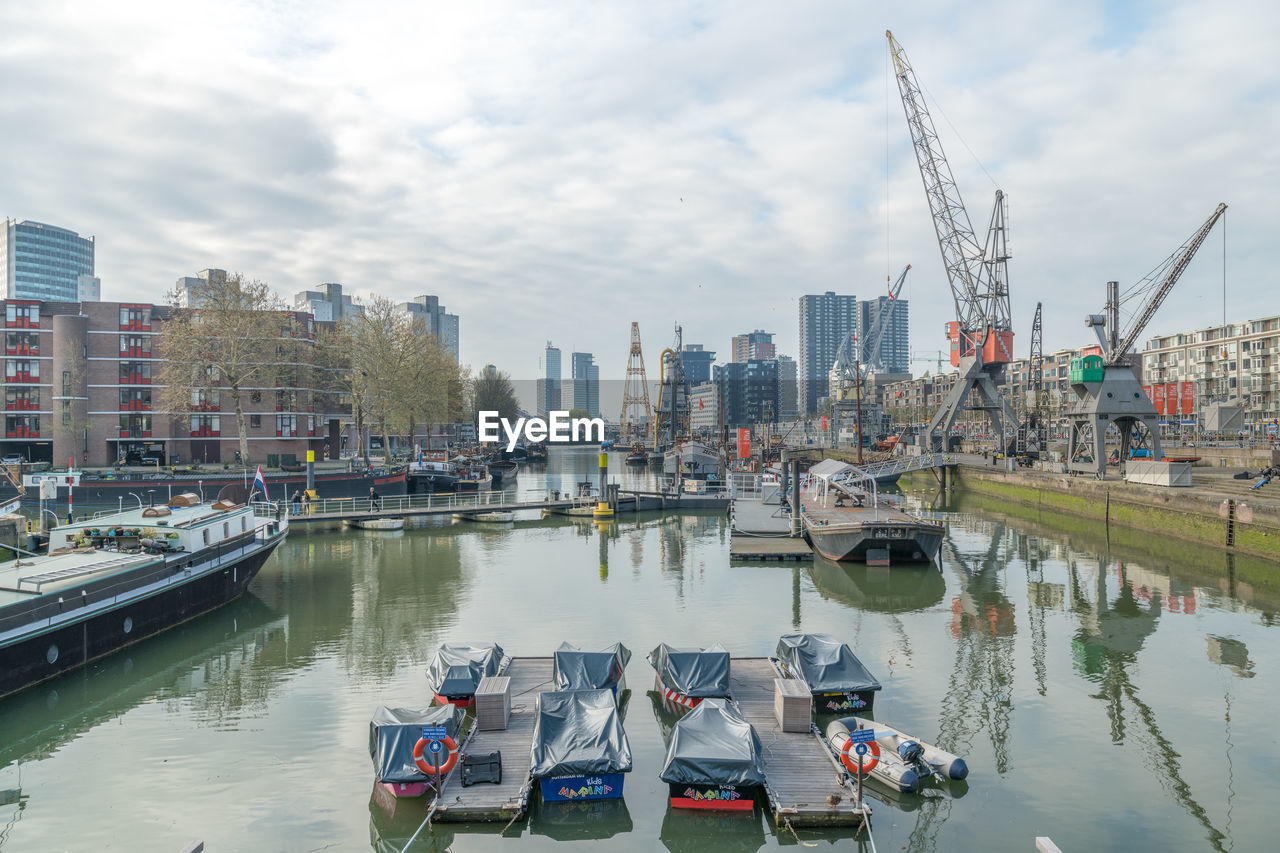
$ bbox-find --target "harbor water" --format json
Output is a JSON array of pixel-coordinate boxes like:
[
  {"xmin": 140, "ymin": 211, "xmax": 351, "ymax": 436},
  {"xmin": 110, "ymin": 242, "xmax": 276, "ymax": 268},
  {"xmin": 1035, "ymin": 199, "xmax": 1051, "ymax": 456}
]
[{"xmin": 0, "ymin": 448, "xmax": 1275, "ymax": 851}]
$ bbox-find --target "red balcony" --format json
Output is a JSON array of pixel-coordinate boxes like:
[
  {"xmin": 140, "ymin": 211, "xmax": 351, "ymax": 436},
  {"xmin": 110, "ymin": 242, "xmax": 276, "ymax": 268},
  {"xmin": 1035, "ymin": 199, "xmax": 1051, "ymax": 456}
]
[
  {"xmin": 120, "ymin": 401, "xmax": 151, "ymax": 411},
  {"xmin": 5, "ymin": 317, "xmax": 36, "ymax": 329},
  {"xmin": 276, "ymin": 430, "xmax": 297, "ymax": 437},
  {"xmin": 119, "ymin": 321, "xmax": 152, "ymax": 332},
  {"xmin": 190, "ymin": 427, "xmax": 221, "ymax": 437},
  {"xmin": 120, "ymin": 346, "xmax": 151, "ymax": 359},
  {"xmin": 4, "ymin": 345, "xmax": 37, "ymax": 357},
  {"xmin": 6, "ymin": 427, "xmax": 38, "ymax": 438},
  {"xmin": 120, "ymin": 373, "xmax": 152, "ymax": 385},
  {"xmin": 191, "ymin": 402, "xmax": 220, "ymax": 412},
  {"xmin": 5, "ymin": 399, "xmax": 38, "ymax": 411},
  {"xmin": 6, "ymin": 372, "xmax": 36, "ymax": 383}
]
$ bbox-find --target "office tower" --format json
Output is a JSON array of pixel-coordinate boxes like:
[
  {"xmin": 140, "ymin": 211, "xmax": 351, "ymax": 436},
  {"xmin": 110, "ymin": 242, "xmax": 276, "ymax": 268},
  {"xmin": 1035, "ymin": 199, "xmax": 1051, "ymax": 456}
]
[
  {"xmin": 1, "ymin": 219, "xmax": 95, "ymax": 302},
  {"xmin": 570, "ymin": 352, "xmax": 600, "ymax": 417},
  {"xmin": 731, "ymin": 330, "xmax": 776, "ymax": 362},
  {"xmin": 681, "ymin": 344, "xmax": 716, "ymax": 386},
  {"xmin": 798, "ymin": 291, "xmax": 858, "ymax": 414},
  {"xmin": 292, "ymin": 282, "xmax": 362, "ymax": 322},
  {"xmin": 397, "ymin": 294, "xmax": 461, "ymax": 360},
  {"xmin": 537, "ymin": 342, "xmax": 562, "ymax": 416},
  {"xmin": 776, "ymin": 354, "xmax": 798, "ymax": 420}
]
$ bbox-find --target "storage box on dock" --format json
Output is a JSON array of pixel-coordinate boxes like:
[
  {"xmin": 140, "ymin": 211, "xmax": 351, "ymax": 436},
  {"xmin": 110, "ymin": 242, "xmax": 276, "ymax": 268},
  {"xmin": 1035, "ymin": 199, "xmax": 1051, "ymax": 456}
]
[
  {"xmin": 773, "ymin": 678, "xmax": 811, "ymax": 732},
  {"xmin": 475, "ymin": 676, "xmax": 511, "ymax": 731}
]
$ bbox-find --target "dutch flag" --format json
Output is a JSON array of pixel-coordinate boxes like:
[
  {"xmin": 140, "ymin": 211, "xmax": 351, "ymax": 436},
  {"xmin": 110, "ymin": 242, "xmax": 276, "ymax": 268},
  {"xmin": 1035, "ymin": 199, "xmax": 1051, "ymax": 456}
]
[{"xmin": 253, "ymin": 465, "xmax": 269, "ymax": 502}]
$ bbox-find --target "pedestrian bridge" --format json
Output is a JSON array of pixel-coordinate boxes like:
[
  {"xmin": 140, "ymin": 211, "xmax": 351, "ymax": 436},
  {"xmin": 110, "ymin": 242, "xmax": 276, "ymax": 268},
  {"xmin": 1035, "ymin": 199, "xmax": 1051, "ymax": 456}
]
[{"xmin": 252, "ymin": 491, "xmax": 584, "ymax": 524}]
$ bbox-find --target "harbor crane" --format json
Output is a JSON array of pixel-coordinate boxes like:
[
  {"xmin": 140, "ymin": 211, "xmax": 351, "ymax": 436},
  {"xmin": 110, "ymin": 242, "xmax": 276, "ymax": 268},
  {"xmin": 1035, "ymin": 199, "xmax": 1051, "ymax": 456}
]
[
  {"xmin": 860, "ymin": 264, "xmax": 911, "ymax": 376},
  {"xmin": 887, "ymin": 31, "xmax": 1019, "ymax": 452},
  {"xmin": 1065, "ymin": 203, "xmax": 1227, "ymax": 478}
]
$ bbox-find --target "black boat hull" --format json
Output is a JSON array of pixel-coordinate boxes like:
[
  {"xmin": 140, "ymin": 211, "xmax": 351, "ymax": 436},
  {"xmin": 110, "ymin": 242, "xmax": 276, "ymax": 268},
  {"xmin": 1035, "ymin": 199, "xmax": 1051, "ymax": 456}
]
[
  {"xmin": 48, "ymin": 470, "xmax": 407, "ymax": 512},
  {"xmin": 0, "ymin": 533, "xmax": 283, "ymax": 701}
]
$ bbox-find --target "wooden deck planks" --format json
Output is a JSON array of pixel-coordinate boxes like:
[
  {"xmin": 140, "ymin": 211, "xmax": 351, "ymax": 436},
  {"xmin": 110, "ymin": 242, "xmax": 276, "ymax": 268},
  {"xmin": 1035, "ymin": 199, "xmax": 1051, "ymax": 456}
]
[
  {"xmin": 730, "ymin": 657, "xmax": 868, "ymax": 828},
  {"xmin": 728, "ymin": 536, "xmax": 813, "ymax": 561},
  {"xmin": 432, "ymin": 657, "xmax": 555, "ymax": 823}
]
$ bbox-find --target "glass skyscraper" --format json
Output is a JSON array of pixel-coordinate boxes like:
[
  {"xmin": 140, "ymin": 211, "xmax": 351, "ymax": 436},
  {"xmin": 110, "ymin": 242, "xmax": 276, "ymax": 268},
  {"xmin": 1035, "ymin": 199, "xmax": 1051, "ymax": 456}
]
[{"xmin": 1, "ymin": 219, "xmax": 96, "ymax": 302}]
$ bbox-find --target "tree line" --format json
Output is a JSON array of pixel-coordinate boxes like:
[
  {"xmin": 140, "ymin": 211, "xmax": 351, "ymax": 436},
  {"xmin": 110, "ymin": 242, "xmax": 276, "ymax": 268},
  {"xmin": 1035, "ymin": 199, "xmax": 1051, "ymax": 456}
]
[{"xmin": 156, "ymin": 273, "xmax": 521, "ymax": 465}]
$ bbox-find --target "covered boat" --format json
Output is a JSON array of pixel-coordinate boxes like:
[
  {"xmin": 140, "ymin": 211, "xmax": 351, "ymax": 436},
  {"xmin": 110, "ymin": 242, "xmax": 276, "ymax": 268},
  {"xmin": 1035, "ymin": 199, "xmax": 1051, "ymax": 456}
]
[
  {"xmin": 425, "ymin": 642, "xmax": 506, "ymax": 707},
  {"xmin": 530, "ymin": 688, "xmax": 633, "ymax": 802},
  {"xmin": 369, "ymin": 704, "xmax": 465, "ymax": 798},
  {"xmin": 647, "ymin": 643, "xmax": 730, "ymax": 710},
  {"xmin": 553, "ymin": 642, "xmax": 631, "ymax": 700},
  {"xmin": 660, "ymin": 699, "xmax": 765, "ymax": 811},
  {"xmin": 775, "ymin": 633, "xmax": 881, "ymax": 713}
]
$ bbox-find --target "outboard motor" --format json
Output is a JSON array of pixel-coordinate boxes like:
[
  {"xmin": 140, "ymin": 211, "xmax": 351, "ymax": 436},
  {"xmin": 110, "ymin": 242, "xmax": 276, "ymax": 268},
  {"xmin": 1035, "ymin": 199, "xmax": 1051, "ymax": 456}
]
[{"xmin": 898, "ymin": 739, "xmax": 924, "ymax": 764}]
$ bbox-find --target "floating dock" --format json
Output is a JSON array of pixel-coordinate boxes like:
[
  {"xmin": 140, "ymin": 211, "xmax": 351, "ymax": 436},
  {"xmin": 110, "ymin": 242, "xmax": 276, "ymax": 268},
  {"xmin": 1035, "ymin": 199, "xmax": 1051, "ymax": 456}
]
[
  {"xmin": 729, "ymin": 657, "xmax": 869, "ymax": 828},
  {"xmin": 728, "ymin": 535, "xmax": 813, "ymax": 561},
  {"xmin": 432, "ymin": 657, "xmax": 554, "ymax": 823}
]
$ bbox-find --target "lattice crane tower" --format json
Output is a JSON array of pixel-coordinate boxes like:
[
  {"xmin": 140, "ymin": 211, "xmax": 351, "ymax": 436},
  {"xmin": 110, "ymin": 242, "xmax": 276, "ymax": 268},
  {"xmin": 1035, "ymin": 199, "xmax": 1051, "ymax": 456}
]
[{"xmin": 620, "ymin": 322, "xmax": 652, "ymax": 445}]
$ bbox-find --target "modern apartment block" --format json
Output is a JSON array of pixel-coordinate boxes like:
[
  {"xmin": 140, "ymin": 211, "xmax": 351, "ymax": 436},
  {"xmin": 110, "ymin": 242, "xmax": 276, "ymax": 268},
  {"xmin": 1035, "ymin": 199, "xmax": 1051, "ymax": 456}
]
[
  {"xmin": 536, "ymin": 342, "xmax": 561, "ymax": 416},
  {"xmin": 731, "ymin": 330, "xmax": 775, "ymax": 362},
  {"xmin": 681, "ymin": 344, "xmax": 716, "ymax": 386},
  {"xmin": 1141, "ymin": 314, "xmax": 1280, "ymax": 432},
  {"xmin": 2, "ymin": 297, "xmax": 346, "ymax": 466},
  {"xmin": 292, "ymin": 282, "xmax": 362, "ymax": 322},
  {"xmin": 570, "ymin": 351, "xmax": 600, "ymax": 417},
  {"xmin": 776, "ymin": 355, "xmax": 798, "ymax": 420},
  {"xmin": 714, "ymin": 359, "xmax": 779, "ymax": 429},
  {"xmin": 859, "ymin": 295, "xmax": 910, "ymax": 373},
  {"xmin": 397, "ymin": 294, "xmax": 460, "ymax": 360},
  {"xmin": 798, "ymin": 291, "xmax": 858, "ymax": 414},
  {"xmin": 1, "ymin": 219, "xmax": 95, "ymax": 302}
]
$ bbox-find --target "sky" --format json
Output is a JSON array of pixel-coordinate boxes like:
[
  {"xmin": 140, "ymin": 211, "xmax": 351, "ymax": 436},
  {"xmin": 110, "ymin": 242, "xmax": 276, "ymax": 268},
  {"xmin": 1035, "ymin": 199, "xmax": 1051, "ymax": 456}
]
[{"xmin": 3, "ymin": 0, "xmax": 1279, "ymax": 411}]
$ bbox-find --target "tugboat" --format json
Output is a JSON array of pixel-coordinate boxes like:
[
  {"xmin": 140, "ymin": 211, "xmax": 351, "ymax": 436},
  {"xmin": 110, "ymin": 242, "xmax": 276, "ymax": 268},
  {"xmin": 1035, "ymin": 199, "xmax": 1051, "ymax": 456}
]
[
  {"xmin": 625, "ymin": 443, "xmax": 648, "ymax": 465},
  {"xmin": 0, "ymin": 490, "xmax": 287, "ymax": 700},
  {"xmin": 407, "ymin": 450, "xmax": 460, "ymax": 493}
]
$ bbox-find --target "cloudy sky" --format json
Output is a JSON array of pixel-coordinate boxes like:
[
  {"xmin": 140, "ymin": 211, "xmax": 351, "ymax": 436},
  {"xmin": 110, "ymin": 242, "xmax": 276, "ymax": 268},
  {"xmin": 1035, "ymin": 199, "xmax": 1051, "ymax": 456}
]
[{"xmin": 4, "ymin": 0, "xmax": 1278, "ymax": 399}]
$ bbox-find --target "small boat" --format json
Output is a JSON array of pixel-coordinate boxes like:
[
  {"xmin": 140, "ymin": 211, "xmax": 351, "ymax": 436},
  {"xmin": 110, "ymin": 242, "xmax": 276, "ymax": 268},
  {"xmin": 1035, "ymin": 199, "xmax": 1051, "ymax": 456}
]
[
  {"xmin": 661, "ymin": 698, "xmax": 765, "ymax": 811},
  {"xmin": 826, "ymin": 715, "xmax": 968, "ymax": 793},
  {"xmin": 553, "ymin": 642, "xmax": 631, "ymax": 703},
  {"xmin": 648, "ymin": 643, "xmax": 730, "ymax": 711},
  {"xmin": 625, "ymin": 443, "xmax": 648, "ymax": 465},
  {"xmin": 488, "ymin": 459, "xmax": 518, "ymax": 482},
  {"xmin": 801, "ymin": 459, "xmax": 943, "ymax": 564},
  {"xmin": 425, "ymin": 642, "xmax": 507, "ymax": 707},
  {"xmin": 369, "ymin": 704, "xmax": 464, "ymax": 799},
  {"xmin": 775, "ymin": 633, "xmax": 881, "ymax": 713},
  {"xmin": 531, "ymin": 688, "xmax": 633, "ymax": 802},
  {"xmin": 345, "ymin": 517, "xmax": 405, "ymax": 531},
  {"xmin": 408, "ymin": 451, "xmax": 460, "ymax": 493},
  {"xmin": 452, "ymin": 511, "xmax": 514, "ymax": 523},
  {"xmin": 455, "ymin": 462, "xmax": 493, "ymax": 492}
]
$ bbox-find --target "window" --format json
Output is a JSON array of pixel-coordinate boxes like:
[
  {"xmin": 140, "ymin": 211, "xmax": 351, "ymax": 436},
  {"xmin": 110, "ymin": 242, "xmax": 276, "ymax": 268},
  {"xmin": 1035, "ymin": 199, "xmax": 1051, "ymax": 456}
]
[
  {"xmin": 120, "ymin": 389, "xmax": 152, "ymax": 410},
  {"xmin": 276, "ymin": 414, "xmax": 297, "ymax": 437},
  {"xmin": 62, "ymin": 371, "xmax": 71, "ymax": 396},
  {"xmin": 62, "ymin": 401, "xmax": 71, "ymax": 425},
  {"xmin": 4, "ymin": 303, "xmax": 39, "ymax": 327},
  {"xmin": 119, "ymin": 361, "xmax": 151, "ymax": 384},
  {"xmin": 118, "ymin": 305, "xmax": 151, "ymax": 331},
  {"xmin": 249, "ymin": 414, "xmax": 261, "ymax": 428},
  {"xmin": 203, "ymin": 529, "xmax": 210, "ymax": 545}
]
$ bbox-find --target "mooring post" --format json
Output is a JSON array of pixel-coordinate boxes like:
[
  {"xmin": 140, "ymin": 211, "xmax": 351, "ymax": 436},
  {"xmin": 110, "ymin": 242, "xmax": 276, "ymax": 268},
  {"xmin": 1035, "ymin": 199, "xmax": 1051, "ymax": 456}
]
[{"xmin": 789, "ymin": 458, "xmax": 801, "ymax": 537}]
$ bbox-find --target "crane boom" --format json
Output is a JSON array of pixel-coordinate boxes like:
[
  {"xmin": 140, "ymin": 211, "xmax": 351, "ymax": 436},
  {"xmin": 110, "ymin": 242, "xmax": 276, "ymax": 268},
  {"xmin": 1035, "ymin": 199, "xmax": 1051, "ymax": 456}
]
[
  {"xmin": 887, "ymin": 30, "xmax": 1006, "ymax": 338},
  {"xmin": 1109, "ymin": 203, "xmax": 1228, "ymax": 364},
  {"xmin": 861, "ymin": 264, "xmax": 911, "ymax": 371}
]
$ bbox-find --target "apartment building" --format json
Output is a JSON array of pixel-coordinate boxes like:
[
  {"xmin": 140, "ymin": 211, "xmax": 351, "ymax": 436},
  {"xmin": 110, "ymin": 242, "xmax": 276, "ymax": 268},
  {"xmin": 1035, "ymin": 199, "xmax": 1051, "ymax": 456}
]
[{"xmin": 2, "ymin": 298, "xmax": 346, "ymax": 466}]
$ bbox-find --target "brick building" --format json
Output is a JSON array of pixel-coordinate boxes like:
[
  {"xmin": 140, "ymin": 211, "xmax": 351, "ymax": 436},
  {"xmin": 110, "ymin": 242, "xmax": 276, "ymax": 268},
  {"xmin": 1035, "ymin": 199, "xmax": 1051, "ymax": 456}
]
[{"xmin": 2, "ymin": 298, "xmax": 347, "ymax": 466}]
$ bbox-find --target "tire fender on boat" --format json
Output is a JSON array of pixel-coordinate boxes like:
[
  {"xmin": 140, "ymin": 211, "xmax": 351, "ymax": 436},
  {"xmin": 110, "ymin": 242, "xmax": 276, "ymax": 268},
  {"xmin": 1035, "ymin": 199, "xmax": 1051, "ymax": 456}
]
[
  {"xmin": 413, "ymin": 734, "xmax": 459, "ymax": 776},
  {"xmin": 839, "ymin": 737, "xmax": 880, "ymax": 775}
]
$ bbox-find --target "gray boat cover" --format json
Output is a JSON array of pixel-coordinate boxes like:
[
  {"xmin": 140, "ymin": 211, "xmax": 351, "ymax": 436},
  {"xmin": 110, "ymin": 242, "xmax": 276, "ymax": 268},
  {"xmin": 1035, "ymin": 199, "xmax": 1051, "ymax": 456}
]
[
  {"xmin": 775, "ymin": 633, "xmax": 881, "ymax": 694},
  {"xmin": 659, "ymin": 699, "xmax": 766, "ymax": 786},
  {"xmin": 425, "ymin": 642, "xmax": 504, "ymax": 697},
  {"xmin": 647, "ymin": 643, "xmax": 730, "ymax": 698},
  {"xmin": 368, "ymin": 704, "xmax": 463, "ymax": 783},
  {"xmin": 553, "ymin": 641, "xmax": 631, "ymax": 692},
  {"xmin": 530, "ymin": 688, "xmax": 633, "ymax": 778}
]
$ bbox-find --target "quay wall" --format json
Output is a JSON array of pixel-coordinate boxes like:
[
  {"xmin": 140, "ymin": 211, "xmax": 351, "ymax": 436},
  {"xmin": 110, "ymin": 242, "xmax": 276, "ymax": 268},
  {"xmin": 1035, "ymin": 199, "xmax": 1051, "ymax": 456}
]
[{"xmin": 920, "ymin": 465, "xmax": 1280, "ymax": 561}]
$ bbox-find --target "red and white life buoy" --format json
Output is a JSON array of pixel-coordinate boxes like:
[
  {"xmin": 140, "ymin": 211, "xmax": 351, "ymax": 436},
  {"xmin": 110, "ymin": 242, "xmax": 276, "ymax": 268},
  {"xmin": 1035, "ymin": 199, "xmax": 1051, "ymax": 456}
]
[
  {"xmin": 840, "ymin": 736, "xmax": 880, "ymax": 775},
  {"xmin": 413, "ymin": 734, "xmax": 459, "ymax": 776}
]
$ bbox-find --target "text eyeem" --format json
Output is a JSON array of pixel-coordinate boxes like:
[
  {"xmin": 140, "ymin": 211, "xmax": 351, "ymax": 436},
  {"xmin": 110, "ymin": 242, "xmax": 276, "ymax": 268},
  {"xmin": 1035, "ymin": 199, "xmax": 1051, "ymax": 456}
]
[{"xmin": 477, "ymin": 411, "xmax": 605, "ymax": 451}]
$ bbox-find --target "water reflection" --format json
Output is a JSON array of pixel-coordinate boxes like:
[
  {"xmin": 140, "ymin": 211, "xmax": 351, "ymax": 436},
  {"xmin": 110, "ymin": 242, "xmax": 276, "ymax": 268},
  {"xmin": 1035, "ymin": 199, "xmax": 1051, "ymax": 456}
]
[
  {"xmin": 807, "ymin": 557, "xmax": 945, "ymax": 614},
  {"xmin": 659, "ymin": 806, "xmax": 765, "ymax": 853},
  {"xmin": 528, "ymin": 796, "xmax": 634, "ymax": 840},
  {"xmin": 0, "ymin": 594, "xmax": 283, "ymax": 768}
]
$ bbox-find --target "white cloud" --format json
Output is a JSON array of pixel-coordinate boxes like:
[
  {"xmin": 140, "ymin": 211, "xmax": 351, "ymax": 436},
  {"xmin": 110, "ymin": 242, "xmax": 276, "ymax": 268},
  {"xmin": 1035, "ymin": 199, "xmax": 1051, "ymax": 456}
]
[{"xmin": 2, "ymin": 0, "xmax": 1278, "ymax": 390}]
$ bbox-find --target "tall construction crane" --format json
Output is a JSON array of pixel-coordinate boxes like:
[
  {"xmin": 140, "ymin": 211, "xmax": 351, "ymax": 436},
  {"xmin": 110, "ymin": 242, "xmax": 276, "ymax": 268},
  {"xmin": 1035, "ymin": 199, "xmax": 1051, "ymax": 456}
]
[
  {"xmin": 1014, "ymin": 302, "xmax": 1046, "ymax": 458},
  {"xmin": 887, "ymin": 31, "xmax": 1019, "ymax": 451},
  {"xmin": 860, "ymin": 265, "xmax": 911, "ymax": 376},
  {"xmin": 1065, "ymin": 203, "xmax": 1227, "ymax": 478}
]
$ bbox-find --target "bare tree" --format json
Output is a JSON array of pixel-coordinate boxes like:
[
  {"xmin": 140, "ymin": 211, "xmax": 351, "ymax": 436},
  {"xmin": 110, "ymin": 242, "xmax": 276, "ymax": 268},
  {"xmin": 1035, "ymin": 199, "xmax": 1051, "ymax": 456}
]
[{"xmin": 156, "ymin": 273, "xmax": 288, "ymax": 466}]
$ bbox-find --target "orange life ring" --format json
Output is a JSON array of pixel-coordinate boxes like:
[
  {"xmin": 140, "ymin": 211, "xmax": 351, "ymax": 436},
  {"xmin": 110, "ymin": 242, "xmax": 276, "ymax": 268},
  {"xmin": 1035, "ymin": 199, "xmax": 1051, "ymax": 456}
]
[
  {"xmin": 413, "ymin": 734, "xmax": 459, "ymax": 775},
  {"xmin": 840, "ymin": 736, "xmax": 880, "ymax": 775}
]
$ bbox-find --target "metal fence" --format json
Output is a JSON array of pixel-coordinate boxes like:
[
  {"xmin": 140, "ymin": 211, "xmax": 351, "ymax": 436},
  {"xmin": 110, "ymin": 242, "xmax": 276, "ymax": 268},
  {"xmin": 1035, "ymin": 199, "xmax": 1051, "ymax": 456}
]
[{"xmin": 249, "ymin": 489, "xmax": 557, "ymax": 518}]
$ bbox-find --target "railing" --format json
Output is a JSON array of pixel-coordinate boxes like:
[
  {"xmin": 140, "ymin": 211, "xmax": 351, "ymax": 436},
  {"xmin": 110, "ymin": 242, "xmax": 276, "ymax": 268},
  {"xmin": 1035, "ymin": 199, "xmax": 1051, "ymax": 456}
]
[{"xmin": 250, "ymin": 489, "xmax": 560, "ymax": 518}]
